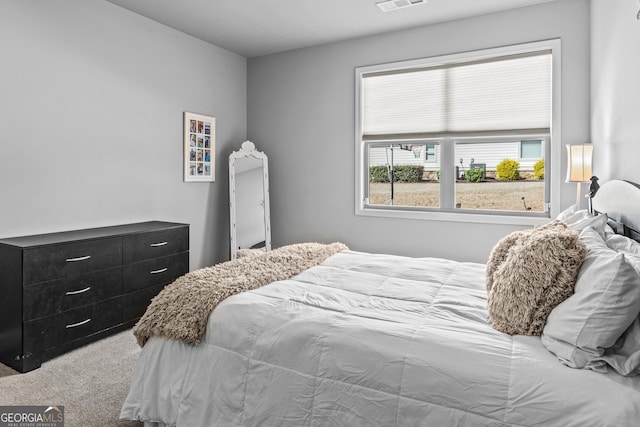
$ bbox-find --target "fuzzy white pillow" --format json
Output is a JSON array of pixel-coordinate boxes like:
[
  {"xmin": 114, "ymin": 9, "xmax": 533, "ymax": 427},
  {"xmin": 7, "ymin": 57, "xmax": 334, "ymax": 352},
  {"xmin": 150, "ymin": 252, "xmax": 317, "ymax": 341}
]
[{"xmin": 487, "ymin": 221, "xmax": 587, "ymax": 336}]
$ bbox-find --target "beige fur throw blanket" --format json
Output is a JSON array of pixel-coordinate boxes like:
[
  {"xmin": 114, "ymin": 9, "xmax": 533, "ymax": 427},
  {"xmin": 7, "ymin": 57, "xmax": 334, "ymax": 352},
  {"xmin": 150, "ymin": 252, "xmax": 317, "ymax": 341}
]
[
  {"xmin": 486, "ymin": 221, "xmax": 586, "ymax": 336},
  {"xmin": 134, "ymin": 242, "xmax": 348, "ymax": 347}
]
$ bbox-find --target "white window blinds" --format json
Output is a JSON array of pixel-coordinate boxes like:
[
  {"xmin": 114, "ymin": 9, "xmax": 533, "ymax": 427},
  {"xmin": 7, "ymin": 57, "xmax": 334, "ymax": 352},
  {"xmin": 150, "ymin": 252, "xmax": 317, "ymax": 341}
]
[{"xmin": 362, "ymin": 51, "xmax": 551, "ymax": 139}]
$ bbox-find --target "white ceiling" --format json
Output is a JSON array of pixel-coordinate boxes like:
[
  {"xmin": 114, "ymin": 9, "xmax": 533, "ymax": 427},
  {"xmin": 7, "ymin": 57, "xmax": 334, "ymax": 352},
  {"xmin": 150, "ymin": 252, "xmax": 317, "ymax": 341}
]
[{"xmin": 106, "ymin": 0, "xmax": 557, "ymax": 58}]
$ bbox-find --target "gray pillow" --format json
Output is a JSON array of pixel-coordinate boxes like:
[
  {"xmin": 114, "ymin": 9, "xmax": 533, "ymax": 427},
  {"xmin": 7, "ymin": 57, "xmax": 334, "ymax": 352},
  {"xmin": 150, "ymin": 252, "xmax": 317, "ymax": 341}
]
[
  {"xmin": 487, "ymin": 221, "xmax": 586, "ymax": 336},
  {"xmin": 541, "ymin": 226, "xmax": 640, "ymax": 372}
]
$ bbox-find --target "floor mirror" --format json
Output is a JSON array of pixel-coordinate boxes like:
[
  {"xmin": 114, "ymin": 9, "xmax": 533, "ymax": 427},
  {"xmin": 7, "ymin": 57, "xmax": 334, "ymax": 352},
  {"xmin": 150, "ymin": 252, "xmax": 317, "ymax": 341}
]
[{"xmin": 229, "ymin": 140, "xmax": 271, "ymax": 260}]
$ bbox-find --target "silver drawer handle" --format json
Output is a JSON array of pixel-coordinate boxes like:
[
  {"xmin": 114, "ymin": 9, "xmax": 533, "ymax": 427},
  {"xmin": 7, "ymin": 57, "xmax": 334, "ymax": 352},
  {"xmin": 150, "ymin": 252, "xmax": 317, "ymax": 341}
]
[
  {"xmin": 150, "ymin": 241, "xmax": 168, "ymax": 247},
  {"xmin": 66, "ymin": 318, "xmax": 91, "ymax": 329},
  {"xmin": 66, "ymin": 255, "xmax": 91, "ymax": 262},
  {"xmin": 65, "ymin": 286, "xmax": 91, "ymax": 296},
  {"xmin": 150, "ymin": 267, "xmax": 168, "ymax": 274}
]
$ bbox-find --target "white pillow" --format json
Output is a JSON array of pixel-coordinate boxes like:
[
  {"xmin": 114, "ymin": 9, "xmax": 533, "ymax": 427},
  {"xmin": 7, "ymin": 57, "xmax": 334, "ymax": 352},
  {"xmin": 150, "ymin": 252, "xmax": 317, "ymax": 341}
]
[
  {"xmin": 555, "ymin": 206, "xmax": 608, "ymax": 237},
  {"xmin": 594, "ymin": 315, "xmax": 640, "ymax": 376},
  {"xmin": 555, "ymin": 204, "xmax": 580, "ymax": 221},
  {"xmin": 598, "ymin": 233, "xmax": 640, "ymax": 376},
  {"xmin": 541, "ymin": 226, "xmax": 640, "ymax": 373},
  {"xmin": 605, "ymin": 233, "xmax": 640, "ymax": 258}
]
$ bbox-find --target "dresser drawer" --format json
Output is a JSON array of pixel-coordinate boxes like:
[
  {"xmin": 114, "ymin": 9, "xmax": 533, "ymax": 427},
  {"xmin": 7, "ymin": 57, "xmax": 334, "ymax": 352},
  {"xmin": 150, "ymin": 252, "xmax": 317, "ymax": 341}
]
[
  {"xmin": 123, "ymin": 283, "xmax": 166, "ymax": 324},
  {"xmin": 23, "ymin": 296, "xmax": 123, "ymax": 354},
  {"xmin": 23, "ymin": 238, "xmax": 122, "ymax": 284},
  {"xmin": 23, "ymin": 267, "xmax": 122, "ymax": 321},
  {"xmin": 122, "ymin": 227, "xmax": 189, "ymax": 264},
  {"xmin": 123, "ymin": 252, "xmax": 188, "ymax": 293}
]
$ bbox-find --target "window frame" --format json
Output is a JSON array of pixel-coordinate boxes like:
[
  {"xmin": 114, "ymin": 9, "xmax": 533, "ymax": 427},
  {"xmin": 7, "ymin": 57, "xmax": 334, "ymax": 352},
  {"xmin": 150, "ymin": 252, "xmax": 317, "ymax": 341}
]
[{"xmin": 354, "ymin": 39, "xmax": 562, "ymax": 226}]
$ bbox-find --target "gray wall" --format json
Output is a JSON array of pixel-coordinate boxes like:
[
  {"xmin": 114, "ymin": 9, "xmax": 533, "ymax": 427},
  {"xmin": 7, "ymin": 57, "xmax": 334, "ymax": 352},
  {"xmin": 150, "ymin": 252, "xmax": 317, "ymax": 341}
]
[
  {"xmin": 591, "ymin": 0, "xmax": 640, "ymax": 183},
  {"xmin": 0, "ymin": 0, "xmax": 247, "ymax": 269},
  {"xmin": 247, "ymin": 0, "xmax": 591, "ymax": 263}
]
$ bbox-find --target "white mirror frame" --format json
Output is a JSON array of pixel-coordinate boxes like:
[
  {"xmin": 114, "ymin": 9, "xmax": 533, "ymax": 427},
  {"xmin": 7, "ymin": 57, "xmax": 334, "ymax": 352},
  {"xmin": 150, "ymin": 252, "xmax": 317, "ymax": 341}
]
[{"xmin": 229, "ymin": 140, "xmax": 271, "ymax": 260}]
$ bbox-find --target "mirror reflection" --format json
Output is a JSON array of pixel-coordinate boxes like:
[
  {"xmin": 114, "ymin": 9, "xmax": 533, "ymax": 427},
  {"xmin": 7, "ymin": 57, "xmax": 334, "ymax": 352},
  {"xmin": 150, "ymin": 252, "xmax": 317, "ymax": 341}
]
[{"xmin": 229, "ymin": 141, "xmax": 271, "ymax": 260}]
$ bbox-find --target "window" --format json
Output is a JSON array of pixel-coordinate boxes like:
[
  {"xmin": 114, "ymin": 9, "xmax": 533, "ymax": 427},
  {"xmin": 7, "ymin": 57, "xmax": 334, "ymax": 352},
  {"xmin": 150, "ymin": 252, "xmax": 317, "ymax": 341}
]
[
  {"xmin": 520, "ymin": 139, "xmax": 543, "ymax": 159},
  {"xmin": 425, "ymin": 144, "xmax": 437, "ymax": 162},
  {"xmin": 355, "ymin": 40, "xmax": 561, "ymax": 225}
]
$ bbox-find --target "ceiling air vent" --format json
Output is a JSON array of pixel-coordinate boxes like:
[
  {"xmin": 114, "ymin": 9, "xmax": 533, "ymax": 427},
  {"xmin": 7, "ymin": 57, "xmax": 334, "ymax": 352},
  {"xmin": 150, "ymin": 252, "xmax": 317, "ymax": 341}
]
[{"xmin": 376, "ymin": 0, "xmax": 427, "ymax": 12}]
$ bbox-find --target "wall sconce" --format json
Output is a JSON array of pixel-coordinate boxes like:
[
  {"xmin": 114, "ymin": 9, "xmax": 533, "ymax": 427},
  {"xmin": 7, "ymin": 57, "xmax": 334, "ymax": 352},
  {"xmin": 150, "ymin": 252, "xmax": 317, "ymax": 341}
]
[{"xmin": 566, "ymin": 144, "xmax": 593, "ymax": 208}]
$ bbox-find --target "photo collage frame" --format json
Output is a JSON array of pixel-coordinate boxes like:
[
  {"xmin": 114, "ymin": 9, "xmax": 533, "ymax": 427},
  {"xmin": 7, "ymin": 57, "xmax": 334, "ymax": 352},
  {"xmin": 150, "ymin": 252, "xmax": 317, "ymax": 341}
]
[{"xmin": 184, "ymin": 112, "xmax": 215, "ymax": 182}]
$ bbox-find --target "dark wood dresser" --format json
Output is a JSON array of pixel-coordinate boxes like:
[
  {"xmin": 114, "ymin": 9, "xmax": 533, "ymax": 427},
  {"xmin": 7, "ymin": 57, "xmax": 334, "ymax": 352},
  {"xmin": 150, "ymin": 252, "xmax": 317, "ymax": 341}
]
[{"xmin": 0, "ymin": 221, "xmax": 189, "ymax": 372}]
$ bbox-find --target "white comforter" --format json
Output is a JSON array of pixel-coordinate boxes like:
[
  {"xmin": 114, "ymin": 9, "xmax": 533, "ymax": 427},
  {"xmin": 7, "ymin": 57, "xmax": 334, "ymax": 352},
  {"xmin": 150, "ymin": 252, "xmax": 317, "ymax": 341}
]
[{"xmin": 120, "ymin": 251, "xmax": 640, "ymax": 426}]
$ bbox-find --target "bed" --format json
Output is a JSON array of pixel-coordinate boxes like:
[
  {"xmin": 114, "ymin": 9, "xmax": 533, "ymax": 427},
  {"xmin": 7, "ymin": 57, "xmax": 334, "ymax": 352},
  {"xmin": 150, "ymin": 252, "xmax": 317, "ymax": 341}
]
[{"xmin": 120, "ymin": 179, "xmax": 640, "ymax": 427}]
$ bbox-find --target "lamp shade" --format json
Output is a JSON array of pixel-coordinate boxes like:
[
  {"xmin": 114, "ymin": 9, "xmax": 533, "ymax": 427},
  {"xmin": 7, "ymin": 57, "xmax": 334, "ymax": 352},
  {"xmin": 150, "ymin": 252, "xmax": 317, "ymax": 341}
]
[{"xmin": 566, "ymin": 144, "xmax": 593, "ymax": 183}]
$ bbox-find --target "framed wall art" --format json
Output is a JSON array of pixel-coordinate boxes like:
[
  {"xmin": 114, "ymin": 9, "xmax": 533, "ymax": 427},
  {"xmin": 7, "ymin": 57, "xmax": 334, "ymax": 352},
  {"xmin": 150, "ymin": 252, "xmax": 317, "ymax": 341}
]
[{"xmin": 184, "ymin": 112, "xmax": 215, "ymax": 182}]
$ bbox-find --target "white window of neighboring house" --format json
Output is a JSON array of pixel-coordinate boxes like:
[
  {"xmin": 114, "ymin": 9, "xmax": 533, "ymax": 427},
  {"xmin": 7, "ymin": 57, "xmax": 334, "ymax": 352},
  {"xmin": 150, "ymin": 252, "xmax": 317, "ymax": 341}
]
[
  {"xmin": 425, "ymin": 144, "xmax": 437, "ymax": 162},
  {"xmin": 355, "ymin": 39, "xmax": 561, "ymax": 225},
  {"xmin": 520, "ymin": 139, "xmax": 544, "ymax": 159}
]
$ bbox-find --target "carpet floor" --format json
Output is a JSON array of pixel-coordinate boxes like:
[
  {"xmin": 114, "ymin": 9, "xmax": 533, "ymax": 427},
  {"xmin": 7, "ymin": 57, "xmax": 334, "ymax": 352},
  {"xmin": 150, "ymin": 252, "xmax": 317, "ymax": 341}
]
[{"xmin": 0, "ymin": 329, "xmax": 143, "ymax": 427}]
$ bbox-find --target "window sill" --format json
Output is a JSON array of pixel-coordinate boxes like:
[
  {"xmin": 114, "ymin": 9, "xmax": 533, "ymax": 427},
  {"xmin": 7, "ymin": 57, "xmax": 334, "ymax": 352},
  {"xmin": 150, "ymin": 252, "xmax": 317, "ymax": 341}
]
[{"xmin": 356, "ymin": 206, "xmax": 551, "ymax": 227}]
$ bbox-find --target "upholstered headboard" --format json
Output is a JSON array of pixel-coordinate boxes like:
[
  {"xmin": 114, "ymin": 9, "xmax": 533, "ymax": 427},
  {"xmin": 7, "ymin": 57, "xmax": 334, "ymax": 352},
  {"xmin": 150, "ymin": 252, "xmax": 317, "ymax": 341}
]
[{"xmin": 591, "ymin": 179, "xmax": 640, "ymax": 243}]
